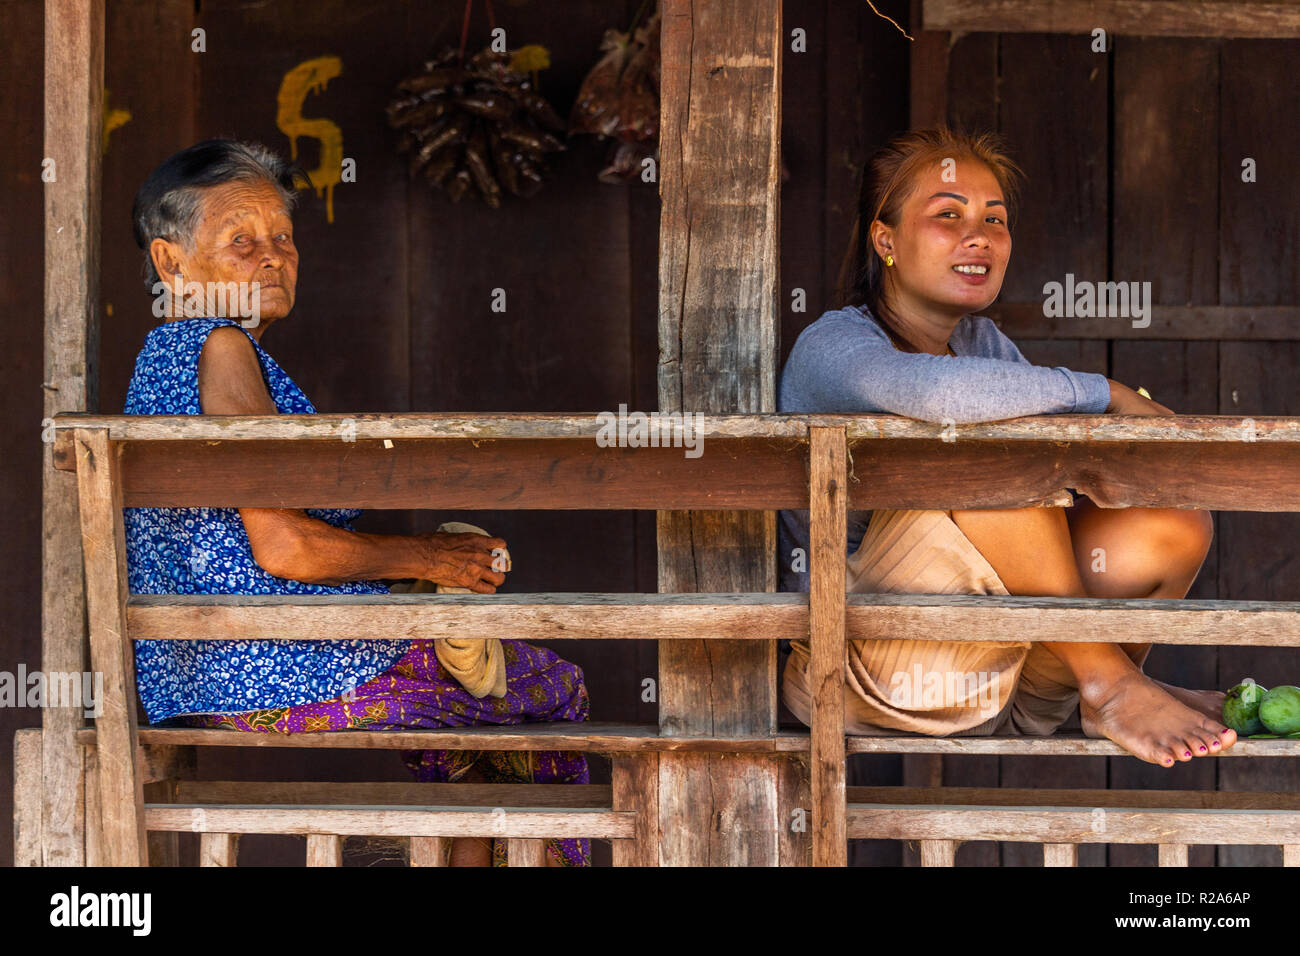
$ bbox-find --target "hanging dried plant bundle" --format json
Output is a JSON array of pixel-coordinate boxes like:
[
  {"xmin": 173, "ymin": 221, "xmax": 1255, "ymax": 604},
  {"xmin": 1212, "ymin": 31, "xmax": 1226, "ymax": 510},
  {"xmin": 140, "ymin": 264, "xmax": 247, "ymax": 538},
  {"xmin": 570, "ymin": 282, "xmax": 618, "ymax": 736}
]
[
  {"xmin": 570, "ymin": 5, "xmax": 661, "ymax": 184},
  {"xmin": 387, "ymin": 45, "xmax": 566, "ymax": 206}
]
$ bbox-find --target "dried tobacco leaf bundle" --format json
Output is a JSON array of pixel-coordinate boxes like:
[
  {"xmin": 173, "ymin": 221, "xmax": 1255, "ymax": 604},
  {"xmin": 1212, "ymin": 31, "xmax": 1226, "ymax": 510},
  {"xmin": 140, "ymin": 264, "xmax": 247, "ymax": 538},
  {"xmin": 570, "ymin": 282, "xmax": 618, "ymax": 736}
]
[
  {"xmin": 569, "ymin": 6, "xmax": 661, "ymax": 184},
  {"xmin": 387, "ymin": 45, "xmax": 566, "ymax": 206}
]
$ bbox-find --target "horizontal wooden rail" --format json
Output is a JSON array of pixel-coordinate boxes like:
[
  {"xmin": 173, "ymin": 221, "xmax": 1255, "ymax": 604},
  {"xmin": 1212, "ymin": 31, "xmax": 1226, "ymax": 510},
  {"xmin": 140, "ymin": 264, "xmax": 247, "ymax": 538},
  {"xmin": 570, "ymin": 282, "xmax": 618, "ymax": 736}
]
[
  {"xmin": 847, "ymin": 804, "xmax": 1300, "ymax": 845},
  {"xmin": 76, "ymin": 723, "xmax": 810, "ymax": 753},
  {"xmin": 50, "ymin": 411, "xmax": 1300, "ymax": 444},
  {"xmin": 173, "ymin": 781, "xmax": 614, "ymax": 807},
  {"xmin": 848, "ymin": 786, "xmax": 1300, "ymax": 810},
  {"xmin": 51, "ymin": 414, "xmax": 1300, "ymax": 511},
  {"xmin": 843, "ymin": 736, "xmax": 1300, "ymax": 757},
  {"xmin": 74, "ymin": 726, "xmax": 1300, "ymax": 757},
  {"xmin": 923, "ymin": 0, "xmax": 1300, "ymax": 40},
  {"xmin": 145, "ymin": 804, "xmax": 635, "ymax": 839},
  {"xmin": 124, "ymin": 592, "xmax": 1300, "ymax": 646}
]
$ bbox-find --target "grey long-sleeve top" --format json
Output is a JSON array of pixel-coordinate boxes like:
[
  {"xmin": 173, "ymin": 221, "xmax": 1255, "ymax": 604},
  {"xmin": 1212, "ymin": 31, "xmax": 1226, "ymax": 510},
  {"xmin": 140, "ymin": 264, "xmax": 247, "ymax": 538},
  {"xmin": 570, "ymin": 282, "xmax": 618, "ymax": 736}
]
[{"xmin": 777, "ymin": 303, "xmax": 1112, "ymax": 593}]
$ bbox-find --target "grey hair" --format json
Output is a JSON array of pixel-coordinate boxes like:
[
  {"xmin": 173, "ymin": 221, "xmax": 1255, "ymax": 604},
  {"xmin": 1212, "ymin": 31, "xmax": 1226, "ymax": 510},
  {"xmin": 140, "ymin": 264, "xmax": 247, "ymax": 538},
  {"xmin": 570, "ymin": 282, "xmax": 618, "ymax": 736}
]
[{"xmin": 131, "ymin": 139, "xmax": 310, "ymax": 291}]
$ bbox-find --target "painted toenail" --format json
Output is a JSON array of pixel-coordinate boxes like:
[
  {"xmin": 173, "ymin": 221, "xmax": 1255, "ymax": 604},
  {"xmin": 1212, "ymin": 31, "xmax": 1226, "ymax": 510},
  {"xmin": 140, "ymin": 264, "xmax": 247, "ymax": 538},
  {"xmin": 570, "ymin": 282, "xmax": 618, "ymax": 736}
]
[
  {"xmin": 1184, "ymin": 751, "xmax": 1191, "ymax": 757},
  {"xmin": 1199, "ymin": 746, "xmax": 1206, "ymax": 752}
]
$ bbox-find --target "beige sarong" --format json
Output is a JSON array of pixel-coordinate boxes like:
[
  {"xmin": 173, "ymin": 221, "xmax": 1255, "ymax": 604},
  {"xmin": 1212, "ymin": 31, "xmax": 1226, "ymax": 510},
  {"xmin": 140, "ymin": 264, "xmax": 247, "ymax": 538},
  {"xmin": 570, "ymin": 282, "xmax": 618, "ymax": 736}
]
[{"xmin": 782, "ymin": 508, "xmax": 1083, "ymax": 737}]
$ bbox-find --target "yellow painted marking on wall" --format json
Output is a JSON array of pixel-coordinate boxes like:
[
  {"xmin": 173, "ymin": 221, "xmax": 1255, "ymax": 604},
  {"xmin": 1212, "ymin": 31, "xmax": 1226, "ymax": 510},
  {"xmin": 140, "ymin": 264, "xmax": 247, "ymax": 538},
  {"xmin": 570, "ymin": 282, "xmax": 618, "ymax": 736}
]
[
  {"xmin": 103, "ymin": 89, "xmax": 132, "ymax": 154},
  {"xmin": 276, "ymin": 55, "xmax": 344, "ymax": 223}
]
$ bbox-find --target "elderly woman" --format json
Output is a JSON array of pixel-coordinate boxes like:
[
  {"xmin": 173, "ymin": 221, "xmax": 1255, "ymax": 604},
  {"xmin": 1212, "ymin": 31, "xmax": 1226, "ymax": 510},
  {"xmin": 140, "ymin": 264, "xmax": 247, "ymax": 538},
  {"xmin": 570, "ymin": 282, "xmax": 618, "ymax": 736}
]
[
  {"xmin": 779, "ymin": 127, "xmax": 1237, "ymax": 768},
  {"xmin": 125, "ymin": 139, "xmax": 590, "ymax": 866}
]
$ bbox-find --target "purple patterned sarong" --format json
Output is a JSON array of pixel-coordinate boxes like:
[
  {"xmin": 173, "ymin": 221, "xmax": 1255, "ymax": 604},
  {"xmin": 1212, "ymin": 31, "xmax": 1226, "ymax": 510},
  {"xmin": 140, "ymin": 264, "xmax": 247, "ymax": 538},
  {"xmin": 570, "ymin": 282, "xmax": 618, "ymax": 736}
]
[{"xmin": 180, "ymin": 638, "xmax": 591, "ymax": 866}]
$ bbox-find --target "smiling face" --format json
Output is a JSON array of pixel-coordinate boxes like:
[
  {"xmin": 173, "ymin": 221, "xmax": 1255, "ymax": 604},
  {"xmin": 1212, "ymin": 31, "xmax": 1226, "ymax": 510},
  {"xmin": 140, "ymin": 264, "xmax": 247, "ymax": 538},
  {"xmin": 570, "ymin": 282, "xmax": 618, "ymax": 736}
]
[
  {"xmin": 871, "ymin": 157, "xmax": 1011, "ymax": 318},
  {"xmin": 150, "ymin": 178, "xmax": 299, "ymax": 334}
]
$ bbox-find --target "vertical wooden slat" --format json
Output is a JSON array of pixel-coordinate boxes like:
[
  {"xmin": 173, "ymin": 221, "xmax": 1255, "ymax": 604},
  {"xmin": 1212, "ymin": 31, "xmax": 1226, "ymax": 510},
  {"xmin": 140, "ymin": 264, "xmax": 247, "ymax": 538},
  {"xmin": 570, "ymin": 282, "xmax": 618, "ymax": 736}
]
[
  {"xmin": 305, "ymin": 834, "xmax": 343, "ymax": 867},
  {"xmin": 143, "ymin": 780, "xmax": 179, "ymax": 866},
  {"xmin": 809, "ymin": 426, "xmax": 847, "ymax": 867},
  {"xmin": 42, "ymin": 0, "xmax": 104, "ymax": 869},
  {"xmin": 1216, "ymin": 37, "xmax": 1300, "ymax": 869},
  {"xmin": 13, "ymin": 729, "xmax": 42, "ymax": 866},
  {"xmin": 507, "ymin": 839, "xmax": 547, "ymax": 867},
  {"xmin": 1157, "ymin": 843, "xmax": 1189, "ymax": 867},
  {"xmin": 612, "ymin": 754, "xmax": 659, "ymax": 867},
  {"xmin": 82, "ymin": 744, "xmax": 101, "ymax": 866},
  {"xmin": 920, "ymin": 839, "xmax": 957, "ymax": 867},
  {"xmin": 1043, "ymin": 843, "xmax": 1078, "ymax": 867},
  {"xmin": 909, "ymin": 0, "xmax": 949, "ymax": 128},
  {"xmin": 73, "ymin": 428, "xmax": 146, "ymax": 865},
  {"xmin": 200, "ymin": 833, "xmax": 239, "ymax": 867},
  {"xmin": 409, "ymin": 836, "xmax": 450, "ymax": 867},
  {"xmin": 655, "ymin": 0, "xmax": 786, "ymax": 866}
]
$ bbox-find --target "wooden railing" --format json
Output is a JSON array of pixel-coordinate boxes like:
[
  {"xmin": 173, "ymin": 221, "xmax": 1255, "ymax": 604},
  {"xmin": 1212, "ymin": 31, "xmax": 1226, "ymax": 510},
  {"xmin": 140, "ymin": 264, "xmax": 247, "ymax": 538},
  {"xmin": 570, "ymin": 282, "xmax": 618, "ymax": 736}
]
[{"xmin": 36, "ymin": 411, "xmax": 1300, "ymax": 866}]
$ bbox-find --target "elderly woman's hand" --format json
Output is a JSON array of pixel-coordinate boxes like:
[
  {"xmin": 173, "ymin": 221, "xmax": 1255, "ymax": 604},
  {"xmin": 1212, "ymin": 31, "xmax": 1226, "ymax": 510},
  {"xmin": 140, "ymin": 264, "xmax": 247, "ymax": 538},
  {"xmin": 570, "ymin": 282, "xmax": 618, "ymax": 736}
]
[{"xmin": 418, "ymin": 530, "xmax": 509, "ymax": 593}]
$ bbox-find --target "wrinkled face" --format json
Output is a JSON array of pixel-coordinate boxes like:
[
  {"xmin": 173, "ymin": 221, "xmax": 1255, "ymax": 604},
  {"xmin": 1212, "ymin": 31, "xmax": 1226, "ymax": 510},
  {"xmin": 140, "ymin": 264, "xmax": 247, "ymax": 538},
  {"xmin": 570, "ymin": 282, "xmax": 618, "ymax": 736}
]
[
  {"xmin": 152, "ymin": 178, "xmax": 299, "ymax": 325},
  {"xmin": 872, "ymin": 158, "xmax": 1011, "ymax": 317}
]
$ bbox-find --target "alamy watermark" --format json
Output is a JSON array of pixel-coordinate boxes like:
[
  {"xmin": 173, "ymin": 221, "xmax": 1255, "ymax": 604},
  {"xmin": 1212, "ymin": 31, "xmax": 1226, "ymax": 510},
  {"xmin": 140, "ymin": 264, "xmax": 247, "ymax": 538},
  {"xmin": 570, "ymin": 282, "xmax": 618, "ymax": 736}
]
[
  {"xmin": 152, "ymin": 276, "xmax": 263, "ymax": 328},
  {"xmin": 1042, "ymin": 273, "xmax": 1151, "ymax": 329},
  {"xmin": 595, "ymin": 404, "xmax": 704, "ymax": 459},
  {"xmin": 888, "ymin": 664, "xmax": 1001, "ymax": 718},
  {"xmin": 0, "ymin": 665, "xmax": 102, "ymax": 718}
]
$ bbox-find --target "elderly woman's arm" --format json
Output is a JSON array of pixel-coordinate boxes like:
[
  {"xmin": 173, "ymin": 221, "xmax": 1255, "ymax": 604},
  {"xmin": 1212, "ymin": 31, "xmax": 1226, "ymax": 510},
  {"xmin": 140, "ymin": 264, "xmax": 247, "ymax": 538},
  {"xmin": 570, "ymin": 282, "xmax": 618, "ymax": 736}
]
[{"xmin": 197, "ymin": 327, "xmax": 507, "ymax": 591}]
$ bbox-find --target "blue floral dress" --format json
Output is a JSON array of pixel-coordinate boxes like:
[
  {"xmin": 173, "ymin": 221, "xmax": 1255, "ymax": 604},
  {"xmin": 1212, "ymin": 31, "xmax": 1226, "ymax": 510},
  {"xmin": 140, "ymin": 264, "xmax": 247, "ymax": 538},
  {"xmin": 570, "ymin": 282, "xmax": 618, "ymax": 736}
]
[{"xmin": 123, "ymin": 317, "xmax": 409, "ymax": 723}]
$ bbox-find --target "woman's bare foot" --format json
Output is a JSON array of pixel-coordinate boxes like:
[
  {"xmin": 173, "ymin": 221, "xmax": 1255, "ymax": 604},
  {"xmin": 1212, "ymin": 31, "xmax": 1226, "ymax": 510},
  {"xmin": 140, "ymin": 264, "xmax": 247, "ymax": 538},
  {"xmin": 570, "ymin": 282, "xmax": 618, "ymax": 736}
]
[
  {"xmin": 1154, "ymin": 681, "xmax": 1227, "ymax": 723},
  {"xmin": 1079, "ymin": 671, "xmax": 1237, "ymax": 766}
]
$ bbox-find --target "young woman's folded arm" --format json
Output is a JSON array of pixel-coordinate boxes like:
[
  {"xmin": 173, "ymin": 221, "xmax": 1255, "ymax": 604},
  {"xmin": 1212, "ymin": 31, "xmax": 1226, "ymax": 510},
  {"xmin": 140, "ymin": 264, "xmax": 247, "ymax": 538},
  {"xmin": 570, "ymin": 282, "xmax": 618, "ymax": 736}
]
[{"xmin": 786, "ymin": 317, "xmax": 1111, "ymax": 423}]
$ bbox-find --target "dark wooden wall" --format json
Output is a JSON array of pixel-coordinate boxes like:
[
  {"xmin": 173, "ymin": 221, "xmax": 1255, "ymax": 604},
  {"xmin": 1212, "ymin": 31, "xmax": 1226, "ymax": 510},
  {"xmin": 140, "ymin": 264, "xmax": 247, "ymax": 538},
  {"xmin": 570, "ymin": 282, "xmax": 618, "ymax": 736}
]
[{"xmin": 0, "ymin": 0, "xmax": 1293, "ymax": 865}]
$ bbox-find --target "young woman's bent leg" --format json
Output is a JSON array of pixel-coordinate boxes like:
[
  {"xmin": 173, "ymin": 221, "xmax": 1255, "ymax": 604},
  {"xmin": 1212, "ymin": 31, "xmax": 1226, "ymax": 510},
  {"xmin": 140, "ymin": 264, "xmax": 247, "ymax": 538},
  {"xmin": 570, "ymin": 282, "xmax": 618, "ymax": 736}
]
[{"xmin": 949, "ymin": 504, "xmax": 1235, "ymax": 767}]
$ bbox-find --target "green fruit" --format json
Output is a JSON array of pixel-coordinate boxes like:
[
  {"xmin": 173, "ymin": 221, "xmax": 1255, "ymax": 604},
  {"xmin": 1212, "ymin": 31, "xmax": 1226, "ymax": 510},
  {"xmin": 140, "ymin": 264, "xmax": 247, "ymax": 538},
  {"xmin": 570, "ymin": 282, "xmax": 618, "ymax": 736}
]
[
  {"xmin": 1259, "ymin": 685, "xmax": 1300, "ymax": 735},
  {"xmin": 1222, "ymin": 679, "xmax": 1268, "ymax": 735}
]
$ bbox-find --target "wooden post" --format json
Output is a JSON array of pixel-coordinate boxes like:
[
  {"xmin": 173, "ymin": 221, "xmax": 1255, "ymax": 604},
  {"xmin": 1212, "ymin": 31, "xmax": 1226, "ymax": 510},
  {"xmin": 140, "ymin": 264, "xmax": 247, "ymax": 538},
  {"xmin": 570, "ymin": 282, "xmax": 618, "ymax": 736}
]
[
  {"xmin": 809, "ymin": 428, "xmax": 847, "ymax": 866},
  {"xmin": 200, "ymin": 834, "xmax": 239, "ymax": 867},
  {"xmin": 42, "ymin": 0, "xmax": 104, "ymax": 868},
  {"xmin": 305, "ymin": 834, "xmax": 343, "ymax": 867},
  {"xmin": 657, "ymin": 0, "xmax": 798, "ymax": 865},
  {"xmin": 74, "ymin": 429, "xmax": 148, "ymax": 865}
]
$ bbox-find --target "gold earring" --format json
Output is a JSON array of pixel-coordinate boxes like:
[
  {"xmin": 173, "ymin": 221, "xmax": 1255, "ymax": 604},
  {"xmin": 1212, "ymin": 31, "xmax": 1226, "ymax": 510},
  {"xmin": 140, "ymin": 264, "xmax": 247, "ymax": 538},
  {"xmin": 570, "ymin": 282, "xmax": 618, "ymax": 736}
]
[{"xmin": 884, "ymin": 254, "xmax": 894, "ymax": 267}]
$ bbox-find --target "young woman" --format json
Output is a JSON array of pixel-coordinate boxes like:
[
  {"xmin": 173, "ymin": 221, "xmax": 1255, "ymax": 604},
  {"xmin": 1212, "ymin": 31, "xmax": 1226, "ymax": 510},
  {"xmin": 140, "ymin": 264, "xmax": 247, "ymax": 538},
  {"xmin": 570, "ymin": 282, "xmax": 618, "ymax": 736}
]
[{"xmin": 778, "ymin": 128, "xmax": 1235, "ymax": 768}]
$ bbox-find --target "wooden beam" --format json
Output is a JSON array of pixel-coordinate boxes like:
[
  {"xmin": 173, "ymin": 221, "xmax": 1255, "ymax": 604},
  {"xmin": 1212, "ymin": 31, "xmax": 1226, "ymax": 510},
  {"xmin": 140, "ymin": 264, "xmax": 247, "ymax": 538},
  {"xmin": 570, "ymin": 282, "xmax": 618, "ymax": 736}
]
[
  {"xmin": 174, "ymin": 781, "xmax": 613, "ymax": 808},
  {"xmin": 845, "ymin": 437, "xmax": 1300, "ymax": 512},
  {"xmin": 924, "ymin": 0, "xmax": 1300, "ymax": 39},
  {"xmin": 655, "ymin": 0, "xmax": 789, "ymax": 867},
  {"xmin": 49, "ymin": 410, "xmax": 1300, "ymax": 446},
  {"xmin": 12, "ymin": 730, "xmax": 42, "ymax": 866},
  {"xmin": 74, "ymin": 429, "xmax": 147, "ymax": 865},
  {"xmin": 1043, "ymin": 843, "xmax": 1078, "ymax": 866},
  {"xmin": 409, "ymin": 837, "xmax": 450, "ymax": 867},
  {"xmin": 848, "ymin": 805, "xmax": 1300, "ymax": 843},
  {"xmin": 611, "ymin": 755, "xmax": 658, "ymax": 866},
  {"xmin": 809, "ymin": 427, "xmax": 847, "ymax": 866},
  {"xmin": 79, "ymin": 723, "xmax": 810, "ymax": 753},
  {"xmin": 128, "ymin": 592, "xmax": 807, "ymax": 642},
  {"xmin": 42, "ymin": 0, "xmax": 104, "ymax": 868},
  {"xmin": 919, "ymin": 839, "xmax": 957, "ymax": 866},
  {"xmin": 849, "ymin": 785, "xmax": 1300, "ymax": 809},
  {"xmin": 123, "ymin": 592, "xmax": 1300, "ymax": 647},
  {"xmin": 145, "ymin": 805, "xmax": 635, "ymax": 839},
  {"xmin": 199, "ymin": 833, "xmax": 239, "ymax": 867},
  {"xmin": 87, "ymin": 437, "xmax": 807, "ymax": 510},
  {"xmin": 75, "ymin": 724, "xmax": 1300, "ymax": 758},
  {"xmin": 507, "ymin": 839, "xmax": 547, "ymax": 867},
  {"xmin": 844, "ymin": 736, "xmax": 1300, "ymax": 757},
  {"xmin": 1158, "ymin": 843, "xmax": 1190, "ymax": 866},
  {"xmin": 305, "ymin": 834, "xmax": 343, "ymax": 867}
]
